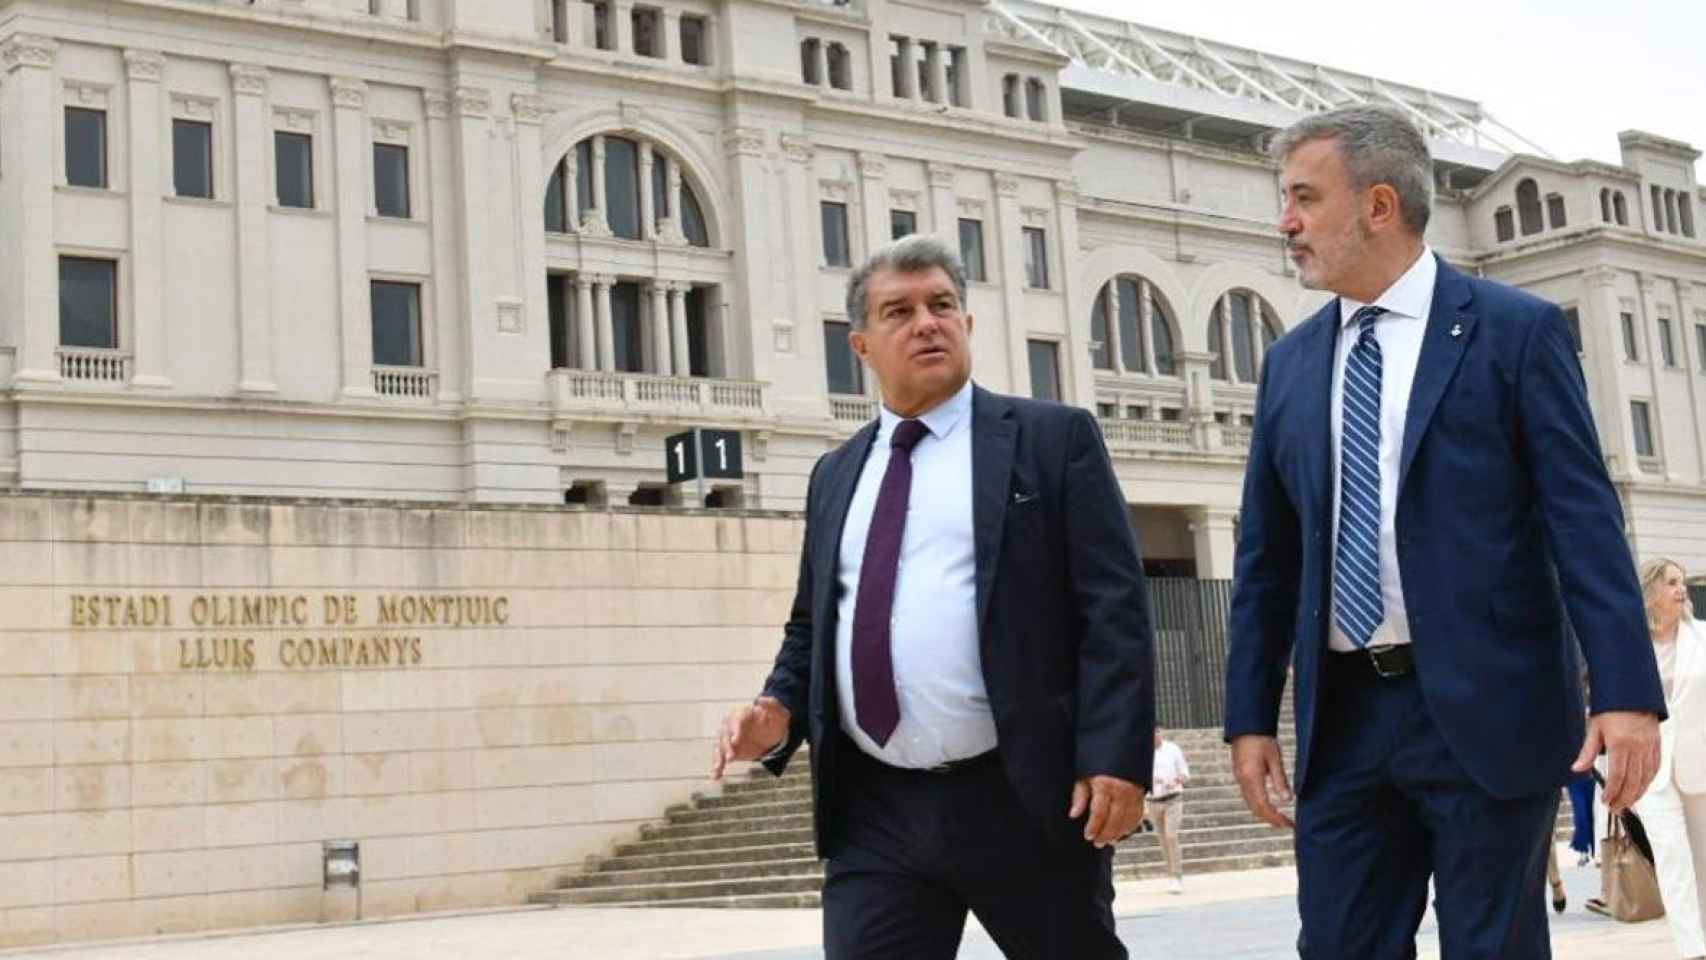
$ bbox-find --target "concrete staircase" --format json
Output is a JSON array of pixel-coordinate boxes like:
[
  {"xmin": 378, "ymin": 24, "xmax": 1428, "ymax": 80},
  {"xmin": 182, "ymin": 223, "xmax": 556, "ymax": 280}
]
[{"xmin": 533, "ymin": 727, "xmax": 1302, "ymax": 909}]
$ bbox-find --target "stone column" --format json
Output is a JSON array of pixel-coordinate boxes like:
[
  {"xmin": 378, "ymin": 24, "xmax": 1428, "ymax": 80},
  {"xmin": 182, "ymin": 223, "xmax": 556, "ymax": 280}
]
[
  {"xmin": 562, "ymin": 146, "xmax": 580, "ymax": 233},
  {"xmin": 424, "ymin": 91, "xmax": 462, "ymax": 403},
  {"xmin": 231, "ymin": 63, "xmax": 274, "ymax": 394},
  {"xmin": 669, "ymin": 282, "xmax": 691, "ymax": 377},
  {"xmin": 649, "ymin": 281, "xmax": 671, "ymax": 375},
  {"xmin": 574, "ymin": 274, "xmax": 596, "ymax": 369},
  {"xmin": 815, "ymin": 41, "xmax": 830, "ymax": 89},
  {"xmin": 857, "ymin": 152, "xmax": 888, "ymax": 258},
  {"xmin": 583, "ymin": 134, "xmax": 611, "ymax": 235},
  {"xmin": 638, "ymin": 143, "xmax": 657, "ymax": 240},
  {"xmin": 722, "ymin": 126, "xmax": 773, "ymax": 385},
  {"xmin": 4, "ymin": 36, "xmax": 60, "ymax": 383},
  {"xmin": 993, "ymin": 174, "xmax": 1028, "ymax": 395},
  {"xmin": 512, "ymin": 94, "xmax": 552, "ymax": 371},
  {"xmin": 1140, "ymin": 279, "xmax": 1159, "ymax": 375},
  {"xmin": 926, "ymin": 163, "xmax": 957, "ymax": 238},
  {"xmin": 1219, "ymin": 293, "xmax": 1237, "ymax": 383},
  {"xmin": 612, "ymin": 2, "xmax": 633, "ymax": 56},
  {"xmin": 1054, "ymin": 178, "xmax": 1090, "ymax": 406},
  {"xmin": 1189, "ymin": 507, "xmax": 1239, "ymax": 579},
  {"xmin": 1105, "ymin": 280, "xmax": 1124, "ymax": 374},
  {"xmin": 661, "ymin": 10, "xmax": 681, "ymax": 63},
  {"xmin": 1585, "ymin": 265, "xmax": 1634, "ymax": 477},
  {"xmin": 927, "ymin": 43, "xmax": 949, "ymax": 104},
  {"xmin": 126, "ymin": 50, "xmax": 172, "ymax": 389},
  {"xmin": 330, "ymin": 76, "xmax": 375, "ymax": 397},
  {"xmin": 593, "ymin": 273, "xmax": 616, "ymax": 371}
]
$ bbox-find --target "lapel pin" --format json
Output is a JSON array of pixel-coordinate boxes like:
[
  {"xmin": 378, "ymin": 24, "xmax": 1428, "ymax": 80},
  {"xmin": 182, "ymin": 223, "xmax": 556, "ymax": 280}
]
[{"xmin": 1450, "ymin": 323, "xmax": 1463, "ymax": 339}]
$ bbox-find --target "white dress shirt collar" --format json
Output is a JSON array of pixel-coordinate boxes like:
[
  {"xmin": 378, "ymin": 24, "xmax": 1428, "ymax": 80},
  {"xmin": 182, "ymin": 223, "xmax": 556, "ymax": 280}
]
[
  {"xmin": 877, "ymin": 378, "xmax": 974, "ymax": 444},
  {"xmin": 1338, "ymin": 246, "xmax": 1437, "ymax": 329}
]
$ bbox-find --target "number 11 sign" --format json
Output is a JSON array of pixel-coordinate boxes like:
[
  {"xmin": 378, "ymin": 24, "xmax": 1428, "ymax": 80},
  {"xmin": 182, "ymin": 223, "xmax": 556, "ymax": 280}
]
[{"xmin": 665, "ymin": 429, "xmax": 744, "ymax": 503}]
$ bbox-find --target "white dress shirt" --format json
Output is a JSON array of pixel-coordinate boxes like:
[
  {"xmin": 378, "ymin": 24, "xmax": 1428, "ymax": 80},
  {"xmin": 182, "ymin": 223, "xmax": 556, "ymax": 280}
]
[
  {"xmin": 835, "ymin": 379, "xmax": 997, "ymax": 767},
  {"xmin": 1151, "ymin": 740, "xmax": 1190, "ymax": 799},
  {"xmin": 1327, "ymin": 247, "xmax": 1437, "ymax": 652}
]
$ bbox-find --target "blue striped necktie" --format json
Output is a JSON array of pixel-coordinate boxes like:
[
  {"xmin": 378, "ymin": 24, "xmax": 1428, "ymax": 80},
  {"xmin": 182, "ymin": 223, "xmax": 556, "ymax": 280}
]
[{"xmin": 1334, "ymin": 305, "xmax": 1389, "ymax": 649}]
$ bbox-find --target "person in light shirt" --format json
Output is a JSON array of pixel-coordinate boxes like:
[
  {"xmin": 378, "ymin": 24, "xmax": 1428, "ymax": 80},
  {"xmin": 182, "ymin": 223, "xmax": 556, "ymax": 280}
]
[{"xmin": 1149, "ymin": 727, "xmax": 1191, "ymax": 894}]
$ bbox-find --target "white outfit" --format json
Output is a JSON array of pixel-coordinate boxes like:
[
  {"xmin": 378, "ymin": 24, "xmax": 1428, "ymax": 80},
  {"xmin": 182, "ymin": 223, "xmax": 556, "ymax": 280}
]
[
  {"xmin": 1326, "ymin": 247, "xmax": 1435, "ymax": 652},
  {"xmin": 1634, "ymin": 618, "xmax": 1706, "ymax": 958}
]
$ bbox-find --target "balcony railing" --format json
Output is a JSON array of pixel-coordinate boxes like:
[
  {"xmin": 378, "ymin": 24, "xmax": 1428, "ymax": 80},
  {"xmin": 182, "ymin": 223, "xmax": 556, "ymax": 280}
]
[
  {"xmin": 1098, "ymin": 418, "xmax": 1195, "ymax": 449},
  {"xmin": 548, "ymin": 369, "xmax": 769, "ymax": 416},
  {"xmin": 57, "ymin": 347, "xmax": 130, "ymax": 384},
  {"xmin": 1221, "ymin": 425, "xmax": 1253, "ymax": 450},
  {"xmin": 372, "ymin": 366, "xmax": 437, "ymax": 399},
  {"xmin": 830, "ymin": 395, "xmax": 878, "ymax": 423}
]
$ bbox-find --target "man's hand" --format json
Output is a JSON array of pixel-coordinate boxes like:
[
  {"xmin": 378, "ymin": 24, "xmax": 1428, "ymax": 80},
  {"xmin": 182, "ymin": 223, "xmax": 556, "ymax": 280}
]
[
  {"xmin": 710, "ymin": 696, "xmax": 791, "ymax": 781},
  {"xmin": 1572, "ymin": 710, "xmax": 1660, "ymax": 814},
  {"xmin": 1230, "ymin": 735, "xmax": 1295, "ymax": 829},
  {"xmin": 1069, "ymin": 775, "xmax": 1145, "ymax": 848}
]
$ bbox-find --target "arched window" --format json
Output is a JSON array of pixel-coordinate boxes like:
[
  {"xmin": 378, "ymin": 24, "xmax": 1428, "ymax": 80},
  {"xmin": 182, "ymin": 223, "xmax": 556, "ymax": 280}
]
[
  {"xmin": 546, "ymin": 134, "xmax": 713, "ymax": 248},
  {"xmin": 1089, "ymin": 274, "xmax": 1178, "ymax": 376},
  {"xmin": 1516, "ymin": 178, "xmax": 1543, "ymax": 236},
  {"xmin": 1600, "ymin": 188, "xmax": 1612, "ymax": 224},
  {"xmin": 1210, "ymin": 290, "xmax": 1283, "ymax": 382},
  {"xmin": 1613, "ymin": 191, "xmax": 1629, "ymax": 226}
]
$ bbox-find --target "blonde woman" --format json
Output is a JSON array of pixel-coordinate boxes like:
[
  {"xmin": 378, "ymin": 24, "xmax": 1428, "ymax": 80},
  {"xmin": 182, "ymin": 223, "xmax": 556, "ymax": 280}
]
[{"xmin": 1636, "ymin": 558, "xmax": 1706, "ymax": 960}]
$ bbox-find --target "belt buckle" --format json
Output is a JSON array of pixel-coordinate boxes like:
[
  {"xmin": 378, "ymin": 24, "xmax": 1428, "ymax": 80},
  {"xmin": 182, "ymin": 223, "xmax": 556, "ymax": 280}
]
[{"xmin": 1367, "ymin": 644, "xmax": 1405, "ymax": 678}]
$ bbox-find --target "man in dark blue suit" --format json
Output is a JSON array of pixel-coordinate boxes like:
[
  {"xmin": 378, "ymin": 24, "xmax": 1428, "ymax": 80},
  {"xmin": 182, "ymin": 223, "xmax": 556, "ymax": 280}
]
[
  {"xmin": 711, "ymin": 234, "xmax": 1153, "ymax": 958},
  {"xmin": 1224, "ymin": 105, "xmax": 1666, "ymax": 958}
]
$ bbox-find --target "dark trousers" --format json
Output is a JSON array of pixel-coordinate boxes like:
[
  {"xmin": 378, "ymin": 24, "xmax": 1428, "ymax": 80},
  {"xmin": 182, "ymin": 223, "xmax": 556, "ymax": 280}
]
[
  {"xmin": 822, "ymin": 742, "xmax": 1125, "ymax": 960},
  {"xmin": 1296, "ymin": 660, "xmax": 1558, "ymax": 960}
]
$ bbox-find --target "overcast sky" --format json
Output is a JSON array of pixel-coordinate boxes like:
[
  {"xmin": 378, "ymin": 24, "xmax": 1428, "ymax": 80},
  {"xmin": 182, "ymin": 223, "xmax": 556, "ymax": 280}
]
[{"xmin": 1053, "ymin": 0, "xmax": 1706, "ymax": 178}]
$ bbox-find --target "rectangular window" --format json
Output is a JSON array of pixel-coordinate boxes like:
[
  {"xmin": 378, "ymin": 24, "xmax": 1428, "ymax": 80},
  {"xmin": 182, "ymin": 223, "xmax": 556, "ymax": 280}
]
[
  {"xmin": 59, "ymin": 257, "xmax": 119, "ymax": 349},
  {"xmin": 947, "ymin": 47, "xmax": 968, "ymax": 107},
  {"xmin": 65, "ymin": 107, "xmax": 108, "ymax": 188},
  {"xmin": 821, "ymin": 201, "xmax": 851, "ymax": 268},
  {"xmin": 1126, "ymin": 405, "xmax": 1148, "ymax": 421},
  {"xmin": 275, "ymin": 132, "xmax": 314, "ymax": 209},
  {"xmin": 1027, "ymin": 340, "xmax": 1060, "ymax": 402},
  {"xmin": 373, "ymin": 143, "xmax": 411, "ymax": 218},
  {"xmin": 680, "ymin": 16, "xmax": 706, "ymax": 65},
  {"xmin": 1023, "ymin": 227, "xmax": 1049, "ymax": 289},
  {"xmin": 1494, "ymin": 208, "xmax": 1514, "ymax": 242},
  {"xmin": 959, "ymin": 218, "xmax": 986, "ymax": 282},
  {"xmin": 1230, "ymin": 298, "xmax": 1257, "ymax": 382},
  {"xmin": 1621, "ymin": 312, "xmax": 1639, "ymax": 361},
  {"xmin": 1095, "ymin": 402, "xmax": 1116, "ymax": 419},
  {"xmin": 1159, "ymin": 407, "xmax": 1182, "ymax": 422},
  {"xmin": 824, "ymin": 320, "xmax": 863, "ymax": 395},
  {"xmin": 610, "ymin": 281, "xmax": 644, "ymax": 373},
  {"xmin": 370, "ymin": 281, "xmax": 423, "ymax": 367},
  {"xmin": 890, "ymin": 209, "xmax": 917, "ymax": 241},
  {"xmin": 631, "ymin": 7, "xmax": 660, "ymax": 58},
  {"xmin": 545, "ymin": 158, "xmax": 570, "ymax": 233},
  {"xmin": 172, "ymin": 119, "xmax": 214, "ymax": 199},
  {"xmin": 591, "ymin": 2, "xmax": 612, "ymax": 51},
  {"xmin": 547, "ymin": 273, "xmax": 572, "ymax": 369},
  {"xmin": 1562, "ymin": 307, "xmax": 1582, "ymax": 354},
  {"xmin": 1697, "ymin": 324, "xmax": 1706, "ymax": 373},
  {"xmin": 686, "ymin": 286, "xmax": 711, "ymax": 377},
  {"xmin": 1546, "ymin": 194, "xmax": 1567, "ymax": 230},
  {"xmin": 1659, "ymin": 317, "xmax": 1677, "ymax": 367},
  {"xmin": 1631, "ymin": 400, "xmax": 1655, "ymax": 458},
  {"xmin": 604, "ymin": 137, "xmax": 642, "ymax": 240},
  {"xmin": 550, "ymin": 0, "xmax": 569, "ymax": 43}
]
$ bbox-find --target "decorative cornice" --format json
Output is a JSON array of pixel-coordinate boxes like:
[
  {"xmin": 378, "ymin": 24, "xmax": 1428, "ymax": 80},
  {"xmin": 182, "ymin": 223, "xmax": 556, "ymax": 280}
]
[
  {"xmin": 956, "ymin": 197, "xmax": 985, "ymax": 216},
  {"xmin": 1, "ymin": 35, "xmax": 57, "ymax": 73},
  {"xmin": 424, "ymin": 91, "xmax": 452, "ymax": 120},
  {"xmin": 1054, "ymin": 178, "xmax": 1080, "ymax": 206},
  {"xmin": 65, "ymin": 82, "xmax": 111, "ymax": 109},
  {"xmin": 820, "ymin": 179, "xmax": 851, "ymax": 203},
  {"xmin": 1584, "ymin": 265, "xmax": 1622, "ymax": 290},
  {"xmin": 779, "ymin": 133, "xmax": 814, "ymax": 164},
  {"xmin": 124, "ymin": 50, "xmax": 164, "ymax": 83},
  {"xmin": 454, "ymin": 85, "xmax": 491, "ymax": 117},
  {"xmin": 927, "ymin": 163, "xmax": 957, "ymax": 189},
  {"xmin": 275, "ymin": 108, "xmax": 314, "ymax": 133},
  {"xmin": 510, "ymin": 93, "xmax": 546, "ymax": 126},
  {"xmin": 994, "ymin": 173, "xmax": 1021, "ymax": 197},
  {"xmin": 857, "ymin": 152, "xmax": 887, "ymax": 179},
  {"xmin": 889, "ymin": 189, "xmax": 920, "ymax": 210},
  {"xmin": 723, "ymin": 127, "xmax": 766, "ymax": 158},
  {"xmin": 372, "ymin": 119, "xmax": 411, "ymax": 142},
  {"xmin": 329, "ymin": 77, "xmax": 368, "ymax": 110},
  {"xmin": 229, "ymin": 63, "xmax": 269, "ymax": 97}
]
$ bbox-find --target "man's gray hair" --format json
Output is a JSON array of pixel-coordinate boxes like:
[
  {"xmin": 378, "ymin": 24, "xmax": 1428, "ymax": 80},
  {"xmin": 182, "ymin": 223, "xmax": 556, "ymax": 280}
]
[
  {"xmin": 844, "ymin": 233, "xmax": 968, "ymax": 329},
  {"xmin": 1271, "ymin": 104, "xmax": 1434, "ymax": 233}
]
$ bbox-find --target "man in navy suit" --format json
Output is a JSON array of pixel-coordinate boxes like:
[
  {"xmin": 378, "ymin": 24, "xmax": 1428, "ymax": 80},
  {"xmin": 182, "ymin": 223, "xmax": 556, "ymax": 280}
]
[
  {"xmin": 710, "ymin": 234, "xmax": 1153, "ymax": 958},
  {"xmin": 1224, "ymin": 105, "xmax": 1666, "ymax": 958}
]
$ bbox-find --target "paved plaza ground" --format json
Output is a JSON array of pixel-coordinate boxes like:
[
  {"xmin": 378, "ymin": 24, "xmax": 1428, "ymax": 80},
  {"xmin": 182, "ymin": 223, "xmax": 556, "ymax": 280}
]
[{"xmin": 0, "ymin": 851, "xmax": 1667, "ymax": 959}]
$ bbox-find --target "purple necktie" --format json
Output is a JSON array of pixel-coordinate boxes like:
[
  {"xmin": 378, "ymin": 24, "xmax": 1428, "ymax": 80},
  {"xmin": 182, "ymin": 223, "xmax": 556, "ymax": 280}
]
[{"xmin": 851, "ymin": 418, "xmax": 930, "ymax": 746}]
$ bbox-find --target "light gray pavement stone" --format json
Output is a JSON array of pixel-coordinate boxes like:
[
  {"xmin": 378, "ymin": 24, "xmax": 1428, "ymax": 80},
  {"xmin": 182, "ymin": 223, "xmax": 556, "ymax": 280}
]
[{"xmin": 0, "ymin": 851, "xmax": 1666, "ymax": 960}]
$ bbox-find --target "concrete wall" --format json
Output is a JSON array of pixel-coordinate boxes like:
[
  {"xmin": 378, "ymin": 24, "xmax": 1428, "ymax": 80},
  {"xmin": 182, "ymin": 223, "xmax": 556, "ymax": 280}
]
[{"xmin": 0, "ymin": 493, "xmax": 798, "ymax": 946}]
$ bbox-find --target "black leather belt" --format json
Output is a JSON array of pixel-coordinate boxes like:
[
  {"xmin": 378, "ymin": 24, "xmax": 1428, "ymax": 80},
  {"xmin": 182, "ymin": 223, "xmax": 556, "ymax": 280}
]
[
  {"xmin": 917, "ymin": 749, "xmax": 1000, "ymax": 775},
  {"xmin": 1328, "ymin": 643, "xmax": 1415, "ymax": 680}
]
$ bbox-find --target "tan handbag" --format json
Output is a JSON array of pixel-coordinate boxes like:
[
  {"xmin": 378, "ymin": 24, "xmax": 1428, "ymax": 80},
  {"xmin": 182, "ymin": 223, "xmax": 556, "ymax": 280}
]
[{"xmin": 1596, "ymin": 809, "xmax": 1665, "ymax": 923}]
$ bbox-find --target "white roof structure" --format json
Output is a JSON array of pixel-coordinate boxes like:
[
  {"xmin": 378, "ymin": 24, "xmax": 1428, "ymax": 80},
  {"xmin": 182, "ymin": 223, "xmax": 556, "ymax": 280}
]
[{"xmin": 986, "ymin": 0, "xmax": 1549, "ymax": 180}]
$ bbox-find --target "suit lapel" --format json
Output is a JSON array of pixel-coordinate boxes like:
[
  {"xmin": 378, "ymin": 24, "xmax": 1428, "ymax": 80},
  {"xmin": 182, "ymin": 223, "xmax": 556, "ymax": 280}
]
[
  {"xmin": 814, "ymin": 420, "xmax": 877, "ymax": 697},
  {"xmin": 971, "ymin": 386, "xmax": 1017, "ymax": 632},
  {"xmin": 1296, "ymin": 303, "xmax": 1342, "ymax": 524},
  {"xmin": 1397, "ymin": 257, "xmax": 1477, "ymax": 494}
]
